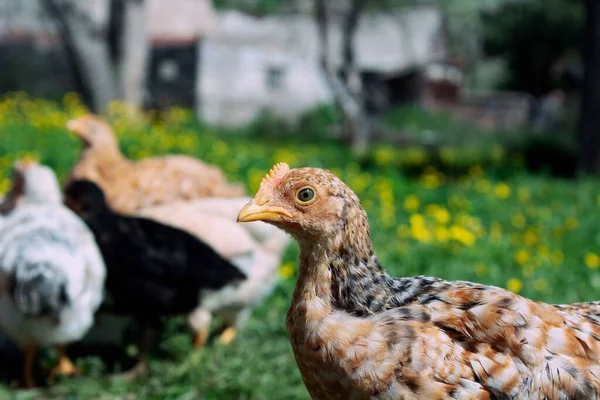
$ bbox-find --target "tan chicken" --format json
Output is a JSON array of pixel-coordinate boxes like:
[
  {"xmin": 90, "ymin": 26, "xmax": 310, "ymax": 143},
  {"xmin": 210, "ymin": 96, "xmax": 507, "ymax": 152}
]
[
  {"xmin": 237, "ymin": 162, "xmax": 600, "ymax": 400},
  {"xmin": 65, "ymin": 114, "xmax": 245, "ymax": 214},
  {"xmin": 137, "ymin": 197, "xmax": 290, "ymax": 347}
]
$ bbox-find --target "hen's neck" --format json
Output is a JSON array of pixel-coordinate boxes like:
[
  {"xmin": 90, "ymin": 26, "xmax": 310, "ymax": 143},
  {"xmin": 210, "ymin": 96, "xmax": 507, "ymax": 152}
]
[{"xmin": 294, "ymin": 210, "xmax": 395, "ymax": 317}]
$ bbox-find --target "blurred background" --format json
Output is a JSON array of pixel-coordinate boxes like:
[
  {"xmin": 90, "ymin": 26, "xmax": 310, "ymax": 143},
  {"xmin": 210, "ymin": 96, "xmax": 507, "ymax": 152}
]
[{"xmin": 1, "ymin": 0, "xmax": 600, "ymax": 398}]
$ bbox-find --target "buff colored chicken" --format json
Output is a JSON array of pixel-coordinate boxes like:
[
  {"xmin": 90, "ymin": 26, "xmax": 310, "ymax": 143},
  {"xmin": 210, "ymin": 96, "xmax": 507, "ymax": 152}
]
[
  {"xmin": 65, "ymin": 114, "xmax": 245, "ymax": 214},
  {"xmin": 237, "ymin": 162, "xmax": 600, "ymax": 400},
  {"xmin": 137, "ymin": 197, "xmax": 290, "ymax": 347}
]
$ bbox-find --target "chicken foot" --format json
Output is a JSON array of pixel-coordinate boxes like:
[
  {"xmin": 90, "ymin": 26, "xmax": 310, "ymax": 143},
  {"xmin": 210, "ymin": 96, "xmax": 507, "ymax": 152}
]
[
  {"xmin": 49, "ymin": 345, "xmax": 81, "ymax": 379},
  {"xmin": 218, "ymin": 307, "xmax": 252, "ymax": 345},
  {"xmin": 218, "ymin": 327, "xmax": 237, "ymax": 344}
]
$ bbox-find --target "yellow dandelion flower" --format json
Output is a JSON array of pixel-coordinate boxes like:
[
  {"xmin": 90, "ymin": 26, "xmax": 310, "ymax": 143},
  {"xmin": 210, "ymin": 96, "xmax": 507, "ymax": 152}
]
[
  {"xmin": 494, "ymin": 183, "xmax": 511, "ymax": 199},
  {"xmin": 533, "ymin": 279, "xmax": 547, "ymax": 292},
  {"xmin": 551, "ymin": 250, "xmax": 564, "ymax": 265},
  {"xmin": 403, "ymin": 195, "xmax": 420, "ymax": 212},
  {"xmin": 552, "ymin": 227, "xmax": 565, "ymax": 239},
  {"xmin": 278, "ymin": 262, "xmax": 296, "ymax": 279},
  {"xmin": 449, "ymin": 225, "xmax": 475, "ymax": 247},
  {"xmin": 433, "ymin": 226, "xmax": 449, "ymax": 243},
  {"xmin": 247, "ymin": 168, "xmax": 266, "ymax": 192},
  {"xmin": 524, "ymin": 230, "xmax": 538, "ymax": 246},
  {"xmin": 565, "ymin": 217, "xmax": 578, "ymax": 230},
  {"xmin": 421, "ymin": 172, "xmax": 442, "ymax": 189},
  {"xmin": 506, "ymin": 278, "xmax": 523, "ymax": 293},
  {"xmin": 511, "ymin": 214, "xmax": 526, "ymax": 229},
  {"xmin": 374, "ymin": 147, "xmax": 396, "ymax": 167},
  {"xmin": 350, "ymin": 174, "xmax": 370, "ymax": 193},
  {"xmin": 426, "ymin": 205, "xmax": 450, "ymax": 225},
  {"xmin": 403, "ymin": 147, "xmax": 428, "ymax": 165},
  {"xmin": 490, "ymin": 144, "xmax": 505, "ymax": 161},
  {"xmin": 585, "ymin": 252, "xmax": 600, "ymax": 269},
  {"xmin": 135, "ymin": 150, "xmax": 150, "ymax": 159},
  {"xmin": 518, "ymin": 188, "xmax": 531, "ymax": 202},
  {"xmin": 0, "ymin": 178, "xmax": 10, "ymax": 194},
  {"xmin": 439, "ymin": 147, "xmax": 456, "ymax": 164},
  {"xmin": 409, "ymin": 214, "xmax": 425, "ymax": 226},
  {"xmin": 396, "ymin": 225, "xmax": 410, "ymax": 238},
  {"xmin": 410, "ymin": 224, "xmax": 432, "ymax": 243},
  {"xmin": 523, "ymin": 265, "xmax": 534, "ymax": 278},
  {"xmin": 475, "ymin": 179, "xmax": 490, "ymax": 193},
  {"xmin": 469, "ymin": 164, "xmax": 484, "ymax": 178},
  {"xmin": 271, "ymin": 147, "xmax": 298, "ymax": 166},
  {"xmin": 475, "ymin": 263, "xmax": 488, "ymax": 277},
  {"xmin": 515, "ymin": 249, "xmax": 529, "ymax": 265},
  {"xmin": 489, "ymin": 221, "xmax": 502, "ymax": 241}
]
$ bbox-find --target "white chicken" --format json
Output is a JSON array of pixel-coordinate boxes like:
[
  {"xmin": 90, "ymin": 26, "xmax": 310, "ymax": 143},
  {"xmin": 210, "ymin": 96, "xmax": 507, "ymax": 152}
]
[
  {"xmin": 0, "ymin": 160, "xmax": 106, "ymax": 388},
  {"xmin": 138, "ymin": 197, "xmax": 290, "ymax": 346}
]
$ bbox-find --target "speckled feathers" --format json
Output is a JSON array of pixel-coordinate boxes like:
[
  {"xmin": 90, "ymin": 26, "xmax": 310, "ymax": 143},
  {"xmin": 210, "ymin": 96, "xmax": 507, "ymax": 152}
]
[{"xmin": 242, "ymin": 163, "xmax": 600, "ymax": 400}]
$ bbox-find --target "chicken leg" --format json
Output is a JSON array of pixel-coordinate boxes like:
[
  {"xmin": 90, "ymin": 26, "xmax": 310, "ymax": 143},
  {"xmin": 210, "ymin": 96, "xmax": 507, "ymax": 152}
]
[
  {"xmin": 218, "ymin": 307, "xmax": 251, "ymax": 345},
  {"xmin": 119, "ymin": 325, "xmax": 157, "ymax": 381},
  {"xmin": 50, "ymin": 345, "xmax": 81, "ymax": 378},
  {"xmin": 22, "ymin": 344, "xmax": 37, "ymax": 389},
  {"xmin": 187, "ymin": 308, "xmax": 211, "ymax": 349}
]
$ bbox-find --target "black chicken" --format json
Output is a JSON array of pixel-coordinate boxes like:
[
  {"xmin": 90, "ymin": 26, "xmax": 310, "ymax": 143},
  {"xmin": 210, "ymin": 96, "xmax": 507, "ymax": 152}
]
[{"xmin": 64, "ymin": 179, "xmax": 247, "ymax": 378}]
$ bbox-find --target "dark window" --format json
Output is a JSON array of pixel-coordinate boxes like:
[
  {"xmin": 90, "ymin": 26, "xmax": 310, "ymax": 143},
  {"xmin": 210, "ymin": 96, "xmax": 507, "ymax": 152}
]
[{"xmin": 266, "ymin": 66, "xmax": 285, "ymax": 91}]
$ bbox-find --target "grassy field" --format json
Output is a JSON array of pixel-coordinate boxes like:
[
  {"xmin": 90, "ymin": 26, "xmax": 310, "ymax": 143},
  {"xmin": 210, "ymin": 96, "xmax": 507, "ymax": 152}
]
[{"xmin": 0, "ymin": 94, "xmax": 600, "ymax": 399}]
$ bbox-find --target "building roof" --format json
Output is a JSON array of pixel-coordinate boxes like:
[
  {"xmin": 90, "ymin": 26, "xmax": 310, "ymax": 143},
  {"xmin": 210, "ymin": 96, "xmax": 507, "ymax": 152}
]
[{"xmin": 148, "ymin": 0, "xmax": 216, "ymax": 44}]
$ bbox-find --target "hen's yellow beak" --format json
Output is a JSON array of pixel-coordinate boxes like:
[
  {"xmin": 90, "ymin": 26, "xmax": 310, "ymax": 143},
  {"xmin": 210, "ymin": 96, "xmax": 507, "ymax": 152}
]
[{"xmin": 237, "ymin": 199, "xmax": 292, "ymax": 223}]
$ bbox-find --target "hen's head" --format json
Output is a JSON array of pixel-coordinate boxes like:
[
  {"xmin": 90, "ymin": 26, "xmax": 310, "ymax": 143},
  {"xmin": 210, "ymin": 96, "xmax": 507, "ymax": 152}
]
[
  {"xmin": 64, "ymin": 180, "xmax": 109, "ymax": 220},
  {"xmin": 13, "ymin": 160, "xmax": 62, "ymax": 205},
  {"xmin": 67, "ymin": 114, "xmax": 118, "ymax": 151},
  {"xmin": 237, "ymin": 163, "xmax": 367, "ymax": 245}
]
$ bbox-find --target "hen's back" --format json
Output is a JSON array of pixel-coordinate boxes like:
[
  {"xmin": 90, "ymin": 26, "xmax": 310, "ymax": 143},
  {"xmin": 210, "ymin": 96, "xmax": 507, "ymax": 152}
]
[{"xmin": 131, "ymin": 156, "xmax": 245, "ymax": 202}]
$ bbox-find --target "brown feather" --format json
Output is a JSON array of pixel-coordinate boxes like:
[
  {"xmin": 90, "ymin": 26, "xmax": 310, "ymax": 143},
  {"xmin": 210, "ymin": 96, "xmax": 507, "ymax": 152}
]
[
  {"xmin": 240, "ymin": 163, "xmax": 600, "ymax": 400},
  {"xmin": 65, "ymin": 114, "xmax": 245, "ymax": 214}
]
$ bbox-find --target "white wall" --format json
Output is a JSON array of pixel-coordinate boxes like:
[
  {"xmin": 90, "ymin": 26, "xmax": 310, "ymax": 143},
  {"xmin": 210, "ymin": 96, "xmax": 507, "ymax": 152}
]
[
  {"xmin": 198, "ymin": 12, "xmax": 332, "ymax": 127},
  {"xmin": 198, "ymin": 7, "xmax": 445, "ymax": 127}
]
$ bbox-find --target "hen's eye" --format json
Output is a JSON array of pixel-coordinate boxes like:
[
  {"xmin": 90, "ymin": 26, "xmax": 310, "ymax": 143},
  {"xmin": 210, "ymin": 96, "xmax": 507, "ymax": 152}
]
[{"xmin": 297, "ymin": 188, "xmax": 315, "ymax": 203}]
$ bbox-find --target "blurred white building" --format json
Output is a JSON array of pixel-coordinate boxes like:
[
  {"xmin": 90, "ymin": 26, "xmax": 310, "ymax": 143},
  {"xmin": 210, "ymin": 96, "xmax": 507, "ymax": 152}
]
[
  {"xmin": 199, "ymin": 5, "xmax": 446, "ymax": 127},
  {"xmin": 0, "ymin": 0, "xmax": 446, "ymax": 127}
]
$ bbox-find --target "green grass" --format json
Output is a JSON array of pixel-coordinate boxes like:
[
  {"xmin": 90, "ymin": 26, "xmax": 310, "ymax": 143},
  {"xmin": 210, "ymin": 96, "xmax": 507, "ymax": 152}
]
[{"xmin": 0, "ymin": 96, "xmax": 599, "ymax": 399}]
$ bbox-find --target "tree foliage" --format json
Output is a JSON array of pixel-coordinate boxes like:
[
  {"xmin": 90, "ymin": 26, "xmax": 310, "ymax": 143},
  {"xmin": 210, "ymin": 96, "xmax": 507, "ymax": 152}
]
[{"xmin": 482, "ymin": 0, "xmax": 584, "ymax": 96}]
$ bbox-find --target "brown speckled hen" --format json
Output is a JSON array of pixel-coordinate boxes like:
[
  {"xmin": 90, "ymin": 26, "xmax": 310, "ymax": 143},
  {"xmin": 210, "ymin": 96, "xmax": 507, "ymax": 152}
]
[
  {"xmin": 65, "ymin": 114, "xmax": 245, "ymax": 214},
  {"xmin": 237, "ymin": 162, "xmax": 600, "ymax": 400}
]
